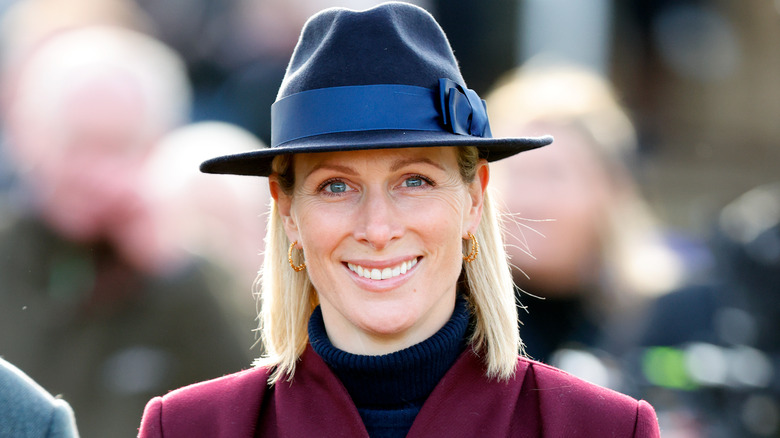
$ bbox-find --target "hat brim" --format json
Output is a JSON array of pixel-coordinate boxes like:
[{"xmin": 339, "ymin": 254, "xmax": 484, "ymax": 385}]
[{"xmin": 200, "ymin": 130, "xmax": 553, "ymax": 177}]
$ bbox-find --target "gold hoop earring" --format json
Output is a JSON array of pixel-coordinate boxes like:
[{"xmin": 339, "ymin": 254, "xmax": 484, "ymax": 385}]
[
  {"xmin": 463, "ymin": 232, "xmax": 479, "ymax": 263},
  {"xmin": 288, "ymin": 241, "xmax": 306, "ymax": 272}
]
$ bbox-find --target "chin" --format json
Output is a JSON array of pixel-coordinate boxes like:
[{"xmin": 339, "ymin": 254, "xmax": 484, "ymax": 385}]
[
  {"xmin": 362, "ymin": 301, "xmax": 428, "ymax": 334},
  {"xmin": 358, "ymin": 310, "xmax": 417, "ymax": 336}
]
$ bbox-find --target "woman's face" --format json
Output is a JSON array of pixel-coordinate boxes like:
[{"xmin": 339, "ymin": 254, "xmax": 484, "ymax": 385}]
[
  {"xmin": 271, "ymin": 147, "xmax": 487, "ymax": 354},
  {"xmin": 491, "ymin": 127, "xmax": 613, "ymax": 295}
]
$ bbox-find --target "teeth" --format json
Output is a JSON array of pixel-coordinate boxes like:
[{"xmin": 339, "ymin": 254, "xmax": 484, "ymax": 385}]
[{"xmin": 347, "ymin": 259, "xmax": 417, "ymax": 281}]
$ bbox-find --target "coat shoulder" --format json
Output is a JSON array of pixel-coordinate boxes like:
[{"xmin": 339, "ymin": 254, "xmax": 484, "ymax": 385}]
[
  {"xmin": 0, "ymin": 358, "xmax": 79, "ymax": 438},
  {"xmin": 162, "ymin": 365, "xmax": 271, "ymax": 404},
  {"xmin": 520, "ymin": 357, "xmax": 660, "ymax": 438},
  {"xmin": 138, "ymin": 366, "xmax": 272, "ymax": 438},
  {"xmin": 522, "ymin": 357, "xmax": 637, "ymax": 406}
]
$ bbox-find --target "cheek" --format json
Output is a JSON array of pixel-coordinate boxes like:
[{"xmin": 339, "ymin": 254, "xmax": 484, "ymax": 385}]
[
  {"xmin": 406, "ymin": 194, "xmax": 472, "ymax": 261},
  {"xmin": 293, "ymin": 199, "xmax": 353, "ymax": 233},
  {"xmin": 403, "ymin": 189, "xmax": 472, "ymax": 226},
  {"xmin": 291, "ymin": 201, "xmax": 352, "ymax": 272}
]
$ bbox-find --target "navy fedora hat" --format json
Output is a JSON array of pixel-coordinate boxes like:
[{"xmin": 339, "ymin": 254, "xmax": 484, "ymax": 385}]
[{"xmin": 200, "ymin": 2, "xmax": 552, "ymax": 177}]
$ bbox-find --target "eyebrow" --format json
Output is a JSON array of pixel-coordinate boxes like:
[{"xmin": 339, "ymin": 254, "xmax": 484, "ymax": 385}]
[
  {"xmin": 305, "ymin": 163, "xmax": 358, "ymax": 179},
  {"xmin": 304, "ymin": 155, "xmax": 446, "ymax": 179},
  {"xmin": 390, "ymin": 157, "xmax": 446, "ymax": 172}
]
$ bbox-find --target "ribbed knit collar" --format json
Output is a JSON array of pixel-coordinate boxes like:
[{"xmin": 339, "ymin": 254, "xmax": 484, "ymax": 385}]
[{"xmin": 308, "ymin": 296, "xmax": 470, "ymax": 409}]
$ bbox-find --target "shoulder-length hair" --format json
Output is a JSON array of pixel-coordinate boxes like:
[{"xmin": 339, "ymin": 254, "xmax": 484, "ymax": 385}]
[{"xmin": 254, "ymin": 147, "xmax": 520, "ymax": 384}]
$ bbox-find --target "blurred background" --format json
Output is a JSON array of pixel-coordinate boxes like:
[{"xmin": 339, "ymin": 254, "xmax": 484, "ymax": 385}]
[{"xmin": 0, "ymin": 0, "xmax": 777, "ymax": 437}]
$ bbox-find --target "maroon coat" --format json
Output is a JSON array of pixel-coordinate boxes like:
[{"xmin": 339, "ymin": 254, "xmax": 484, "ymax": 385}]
[{"xmin": 138, "ymin": 345, "xmax": 660, "ymax": 437}]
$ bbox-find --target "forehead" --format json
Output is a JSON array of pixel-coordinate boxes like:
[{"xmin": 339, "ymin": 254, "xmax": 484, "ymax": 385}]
[{"xmin": 292, "ymin": 146, "xmax": 459, "ymax": 174}]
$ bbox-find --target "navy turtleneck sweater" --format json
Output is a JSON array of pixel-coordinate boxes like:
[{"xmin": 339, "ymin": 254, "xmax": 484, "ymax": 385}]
[{"xmin": 308, "ymin": 296, "xmax": 470, "ymax": 438}]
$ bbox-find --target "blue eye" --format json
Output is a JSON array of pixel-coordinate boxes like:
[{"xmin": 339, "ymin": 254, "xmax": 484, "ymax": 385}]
[
  {"xmin": 405, "ymin": 178, "xmax": 422, "ymax": 187},
  {"xmin": 326, "ymin": 181, "xmax": 348, "ymax": 193},
  {"xmin": 403, "ymin": 176, "xmax": 429, "ymax": 187}
]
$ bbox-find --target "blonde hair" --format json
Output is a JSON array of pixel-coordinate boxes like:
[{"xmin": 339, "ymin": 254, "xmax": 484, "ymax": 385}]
[{"xmin": 254, "ymin": 147, "xmax": 520, "ymax": 384}]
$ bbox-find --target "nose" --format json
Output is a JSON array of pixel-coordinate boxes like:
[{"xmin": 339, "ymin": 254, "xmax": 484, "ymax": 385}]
[{"xmin": 353, "ymin": 188, "xmax": 403, "ymax": 251}]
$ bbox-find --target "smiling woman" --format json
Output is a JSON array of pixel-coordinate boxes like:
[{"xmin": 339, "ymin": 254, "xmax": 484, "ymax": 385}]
[
  {"xmin": 272, "ymin": 147, "xmax": 485, "ymax": 356},
  {"xmin": 138, "ymin": 2, "xmax": 660, "ymax": 438}
]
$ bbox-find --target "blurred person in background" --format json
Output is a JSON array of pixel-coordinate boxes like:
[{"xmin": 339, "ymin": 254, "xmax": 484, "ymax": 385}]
[
  {"xmin": 0, "ymin": 0, "xmax": 152, "ymax": 194},
  {"xmin": 635, "ymin": 181, "xmax": 780, "ymax": 437},
  {"xmin": 142, "ymin": 121, "xmax": 270, "ymax": 350},
  {"xmin": 1, "ymin": 356, "xmax": 80, "ymax": 437},
  {"xmin": 0, "ymin": 26, "xmax": 253, "ymax": 437},
  {"xmin": 486, "ymin": 59, "xmax": 686, "ymax": 381}
]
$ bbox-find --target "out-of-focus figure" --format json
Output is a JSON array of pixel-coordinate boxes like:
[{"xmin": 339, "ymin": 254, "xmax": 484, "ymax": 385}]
[
  {"xmin": 486, "ymin": 59, "xmax": 685, "ymax": 381},
  {"xmin": 142, "ymin": 121, "xmax": 270, "ymax": 347},
  {"xmin": 0, "ymin": 0, "xmax": 151, "ymax": 192},
  {"xmin": 1, "ymin": 357, "xmax": 80, "ymax": 438},
  {"xmin": 0, "ymin": 26, "xmax": 252, "ymax": 437},
  {"xmin": 635, "ymin": 181, "xmax": 780, "ymax": 437}
]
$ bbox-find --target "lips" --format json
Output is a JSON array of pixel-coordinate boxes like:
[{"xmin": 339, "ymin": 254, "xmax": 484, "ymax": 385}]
[{"xmin": 346, "ymin": 258, "xmax": 418, "ymax": 280}]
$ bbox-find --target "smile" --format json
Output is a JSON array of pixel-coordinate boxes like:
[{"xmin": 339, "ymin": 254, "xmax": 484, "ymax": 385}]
[{"xmin": 346, "ymin": 258, "xmax": 418, "ymax": 280}]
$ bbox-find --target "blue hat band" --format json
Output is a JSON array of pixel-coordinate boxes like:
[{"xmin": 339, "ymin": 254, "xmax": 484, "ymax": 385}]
[{"xmin": 271, "ymin": 79, "xmax": 492, "ymax": 147}]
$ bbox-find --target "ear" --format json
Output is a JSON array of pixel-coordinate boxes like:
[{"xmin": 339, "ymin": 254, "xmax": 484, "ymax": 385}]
[
  {"xmin": 464, "ymin": 159, "xmax": 489, "ymax": 236},
  {"xmin": 269, "ymin": 174, "xmax": 301, "ymax": 243}
]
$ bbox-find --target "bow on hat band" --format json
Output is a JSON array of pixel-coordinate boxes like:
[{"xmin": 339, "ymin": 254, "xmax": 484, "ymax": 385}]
[{"xmin": 270, "ymin": 79, "xmax": 492, "ymax": 147}]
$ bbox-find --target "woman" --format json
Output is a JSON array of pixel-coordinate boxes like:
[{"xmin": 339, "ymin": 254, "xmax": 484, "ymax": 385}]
[
  {"xmin": 138, "ymin": 3, "xmax": 661, "ymax": 437},
  {"xmin": 486, "ymin": 61, "xmax": 685, "ymax": 364}
]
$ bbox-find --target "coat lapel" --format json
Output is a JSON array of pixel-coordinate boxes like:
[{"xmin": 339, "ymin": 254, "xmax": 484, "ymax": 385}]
[
  {"xmin": 408, "ymin": 349, "xmax": 540, "ymax": 437},
  {"xmin": 258, "ymin": 345, "xmax": 370, "ymax": 437}
]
